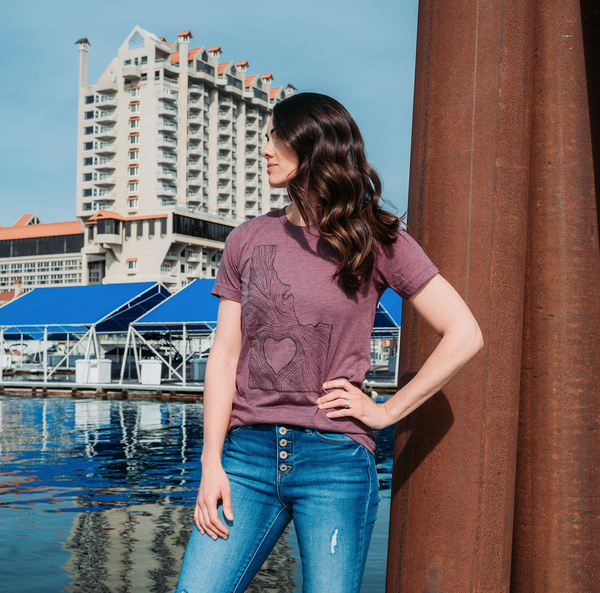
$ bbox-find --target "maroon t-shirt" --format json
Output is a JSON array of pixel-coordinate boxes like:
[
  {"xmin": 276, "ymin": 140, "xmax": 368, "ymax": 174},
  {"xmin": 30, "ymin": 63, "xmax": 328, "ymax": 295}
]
[{"xmin": 212, "ymin": 208, "xmax": 438, "ymax": 453}]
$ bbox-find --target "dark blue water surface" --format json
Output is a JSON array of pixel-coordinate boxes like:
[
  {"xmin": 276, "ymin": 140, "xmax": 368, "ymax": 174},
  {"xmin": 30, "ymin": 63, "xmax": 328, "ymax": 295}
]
[{"xmin": 0, "ymin": 396, "xmax": 394, "ymax": 592}]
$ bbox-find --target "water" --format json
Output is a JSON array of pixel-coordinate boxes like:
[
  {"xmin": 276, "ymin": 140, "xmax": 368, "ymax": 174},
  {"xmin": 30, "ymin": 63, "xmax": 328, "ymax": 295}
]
[{"xmin": 0, "ymin": 396, "xmax": 394, "ymax": 592}]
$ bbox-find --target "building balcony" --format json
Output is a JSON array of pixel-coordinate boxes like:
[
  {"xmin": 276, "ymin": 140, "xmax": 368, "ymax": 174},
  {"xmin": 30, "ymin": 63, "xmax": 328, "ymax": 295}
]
[
  {"xmin": 246, "ymin": 108, "xmax": 258, "ymax": 119},
  {"xmin": 158, "ymin": 136, "xmax": 178, "ymax": 148},
  {"xmin": 187, "ymin": 146, "xmax": 202, "ymax": 157},
  {"xmin": 188, "ymin": 85, "xmax": 204, "ymax": 96},
  {"xmin": 96, "ymin": 97, "xmax": 118, "ymax": 108},
  {"xmin": 218, "ymin": 97, "xmax": 233, "ymax": 108},
  {"xmin": 94, "ymin": 176, "xmax": 115, "ymax": 185},
  {"xmin": 218, "ymin": 110, "xmax": 232, "ymax": 121},
  {"xmin": 158, "ymin": 120, "xmax": 178, "ymax": 132},
  {"xmin": 158, "ymin": 89, "xmax": 178, "ymax": 102},
  {"xmin": 122, "ymin": 64, "xmax": 142, "ymax": 78},
  {"xmin": 187, "ymin": 129, "xmax": 202, "ymax": 140},
  {"xmin": 95, "ymin": 111, "xmax": 117, "ymax": 124},
  {"xmin": 158, "ymin": 170, "xmax": 178, "ymax": 180},
  {"xmin": 158, "ymin": 104, "xmax": 179, "ymax": 117},
  {"xmin": 218, "ymin": 171, "xmax": 231, "ymax": 180},
  {"xmin": 218, "ymin": 126, "xmax": 232, "ymax": 137},
  {"xmin": 164, "ymin": 251, "xmax": 179, "ymax": 260},
  {"xmin": 94, "ymin": 143, "xmax": 116, "ymax": 154},
  {"xmin": 158, "ymin": 152, "xmax": 178, "ymax": 164},
  {"xmin": 187, "ymin": 177, "xmax": 202, "ymax": 187},
  {"xmin": 96, "ymin": 128, "xmax": 116, "ymax": 139},
  {"xmin": 245, "ymin": 135, "xmax": 258, "ymax": 146},
  {"xmin": 245, "ymin": 166, "xmax": 258, "ymax": 174},
  {"xmin": 188, "ymin": 97, "xmax": 202, "ymax": 106},
  {"xmin": 94, "ymin": 159, "xmax": 116, "ymax": 170},
  {"xmin": 245, "ymin": 180, "xmax": 258, "ymax": 188},
  {"xmin": 218, "ymin": 142, "xmax": 232, "ymax": 151},
  {"xmin": 97, "ymin": 232, "xmax": 122, "ymax": 246},
  {"xmin": 157, "ymin": 186, "xmax": 177, "ymax": 196},
  {"xmin": 245, "ymin": 194, "xmax": 258, "ymax": 203},
  {"xmin": 187, "ymin": 160, "xmax": 202, "ymax": 171}
]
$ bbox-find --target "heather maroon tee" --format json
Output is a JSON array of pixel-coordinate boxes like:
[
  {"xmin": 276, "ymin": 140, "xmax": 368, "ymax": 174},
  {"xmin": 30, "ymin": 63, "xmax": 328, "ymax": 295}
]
[{"xmin": 212, "ymin": 208, "xmax": 438, "ymax": 454}]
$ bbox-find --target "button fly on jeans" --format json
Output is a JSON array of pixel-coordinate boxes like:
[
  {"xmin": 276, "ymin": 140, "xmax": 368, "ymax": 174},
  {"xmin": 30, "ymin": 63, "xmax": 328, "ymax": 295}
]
[
  {"xmin": 279, "ymin": 464, "xmax": 288, "ymax": 471},
  {"xmin": 278, "ymin": 427, "xmax": 288, "ymax": 435},
  {"xmin": 279, "ymin": 438, "xmax": 288, "ymax": 446},
  {"xmin": 280, "ymin": 451, "xmax": 288, "ymax": 459}
]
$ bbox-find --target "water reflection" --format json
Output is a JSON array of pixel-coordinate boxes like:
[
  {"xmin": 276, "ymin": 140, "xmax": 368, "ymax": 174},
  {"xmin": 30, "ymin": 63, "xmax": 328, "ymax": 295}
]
[{"xmin": 0, "ymin": 396, "xmax": 393, "ymax": 592}]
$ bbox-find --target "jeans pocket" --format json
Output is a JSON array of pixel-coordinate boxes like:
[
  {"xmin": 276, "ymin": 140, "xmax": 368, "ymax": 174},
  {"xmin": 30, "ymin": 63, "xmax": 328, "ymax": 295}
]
[
  {"xmin": 312, "ymin": 429, "xmax": 356, "ymax": 445},
  {"xmin": 229, "ymin": 425, "xmax": 247, "ymax": 435}
]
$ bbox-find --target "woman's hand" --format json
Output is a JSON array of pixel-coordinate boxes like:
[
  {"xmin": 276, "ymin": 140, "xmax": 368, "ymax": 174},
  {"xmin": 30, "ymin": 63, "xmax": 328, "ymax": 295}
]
[
  {"xmin": 317, "ymin": 379, "xmax": 394, "ymax": 430},
  {"xmin": 194, "ymin": 462, "xmax": 234, "ymax": 540}
]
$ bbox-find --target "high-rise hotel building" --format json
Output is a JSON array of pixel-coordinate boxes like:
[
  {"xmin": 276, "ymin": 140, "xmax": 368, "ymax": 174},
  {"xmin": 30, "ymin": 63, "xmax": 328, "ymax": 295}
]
[{"xmin": 75, "ymin": 26, "xmax": 294, "ymax": 289}]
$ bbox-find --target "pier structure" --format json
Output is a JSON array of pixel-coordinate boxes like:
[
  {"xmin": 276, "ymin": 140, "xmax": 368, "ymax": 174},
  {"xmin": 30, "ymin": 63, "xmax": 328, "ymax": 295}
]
[{"xmin": 386, "ymin": 0, "xmax": 600, "ymax": 591}]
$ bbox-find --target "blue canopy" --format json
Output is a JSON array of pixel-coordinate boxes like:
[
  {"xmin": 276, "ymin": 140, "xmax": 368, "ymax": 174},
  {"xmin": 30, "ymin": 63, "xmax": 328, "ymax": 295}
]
[
  {"xmin": 132, "ymin": 279, "xmax": 218, "ymax": 335},
  {"xmin": 375, "ymin": 289, "xmax": 403, "ymax": 329},
  {"xmin": 0, "ymin": 283, "xmax": 170, "ymax": 339}
]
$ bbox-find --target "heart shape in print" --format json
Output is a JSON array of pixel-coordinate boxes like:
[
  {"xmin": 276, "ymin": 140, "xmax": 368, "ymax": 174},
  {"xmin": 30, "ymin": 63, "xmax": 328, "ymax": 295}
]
[{"xmin": 264, "ymin": 337, "xmax": 297, "ymax": 375}]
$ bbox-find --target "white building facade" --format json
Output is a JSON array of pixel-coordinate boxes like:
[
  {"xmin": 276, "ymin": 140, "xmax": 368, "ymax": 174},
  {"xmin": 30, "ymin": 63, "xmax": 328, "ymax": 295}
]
[{"xmin": 75, "ymin": 26, "xmax": 294, "ymax": 289}]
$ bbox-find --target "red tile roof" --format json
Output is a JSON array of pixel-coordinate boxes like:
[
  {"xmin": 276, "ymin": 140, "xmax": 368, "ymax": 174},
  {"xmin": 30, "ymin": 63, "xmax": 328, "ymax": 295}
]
[
  {"xmin": 171, "ymin": 47, "xmax": 202, "ymax": 64},
  {"xmin": 0, "ymin": 221, "xmax": 81, "ymax": 241},
  {"xmin": 218, "ymin": 61, "xmax": 232, "ymax": 76},
  {"xmin": 159, "ymin": 37, "xmax": 166, "ymax": 42},
  {"xmin": 270, "ymin": 86, "xmax": 281, "ymax": 100},
  {"xmin": 245, "ymin": 74, "xmax": 257, "ymax": 88},
  {"xmin": 262, "ymin": 73, "xmax": 273, "ymax": 81},
  {"xmin": 86, "ymin": 210, "xmax": 167, "ymax": 224},
  {"xmin": 209, "ymin": 45, "xmax": 221, "ymax": 53},
  {"xmin": 178, "ymin": 30, "xmax": 192, "ymax": 37},
  {"xmin": 237, "ymin": 60, "xmax": 249, "ymax": 67},
  {"xmin": 14, "ymin": 214, "xmax": 37, "ymax": 227},
  {"xmin": 0, "ymin": 292, "xmax": 16, "ymax": 305}
]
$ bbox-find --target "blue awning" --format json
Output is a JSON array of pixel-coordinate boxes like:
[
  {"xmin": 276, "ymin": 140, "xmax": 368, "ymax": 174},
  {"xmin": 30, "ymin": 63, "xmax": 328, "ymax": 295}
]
[
  {"xmin": 133, "ymin": 279, "xmax": 218, "ymax": 335},
  {"xmin": 375, "ymin": 289, "xmax": 402, "ymax": 329},
  {"xmin": 0, "ymin": 283, "xmax": 170, "ymax": 339}
]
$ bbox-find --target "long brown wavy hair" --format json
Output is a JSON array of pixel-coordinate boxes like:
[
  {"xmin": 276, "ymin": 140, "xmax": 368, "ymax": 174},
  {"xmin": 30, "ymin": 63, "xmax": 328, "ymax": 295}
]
[{"xmin": 272, "ymin": 92, "xmax": 402, "ymax": 293}]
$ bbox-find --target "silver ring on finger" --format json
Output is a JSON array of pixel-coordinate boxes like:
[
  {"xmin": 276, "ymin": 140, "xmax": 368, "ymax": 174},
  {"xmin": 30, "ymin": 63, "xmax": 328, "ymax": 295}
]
[{"xmin": 344, "ymin": 398, "xmax": 350, "ymax": 409}]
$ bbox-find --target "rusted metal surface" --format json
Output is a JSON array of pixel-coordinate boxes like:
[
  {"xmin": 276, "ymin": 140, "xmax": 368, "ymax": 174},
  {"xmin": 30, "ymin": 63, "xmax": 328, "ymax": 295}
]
[
  {"xmin": 511, "ymin": 0, "xmax": 600, "ymax": 590},
  {"xmin": 386, "ymin": 0, "xmax": 534, "ymax": 590}
]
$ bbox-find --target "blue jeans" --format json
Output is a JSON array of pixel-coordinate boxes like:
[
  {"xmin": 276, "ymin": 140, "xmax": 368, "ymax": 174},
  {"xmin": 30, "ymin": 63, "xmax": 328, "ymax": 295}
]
[{"xmin": 175, "ymin": 424, "xmax": 380, "ymax": 593}]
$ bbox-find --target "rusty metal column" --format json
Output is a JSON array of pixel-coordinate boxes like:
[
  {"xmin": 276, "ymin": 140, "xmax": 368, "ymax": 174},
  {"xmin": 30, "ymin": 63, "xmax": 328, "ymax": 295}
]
[
  {"xmin": 511, "ymin": 0, "xmax": 600, "ymax": 590},
  {"xmin": 385, "ymin": 0, "xmax": 534, "ymax": 591}
]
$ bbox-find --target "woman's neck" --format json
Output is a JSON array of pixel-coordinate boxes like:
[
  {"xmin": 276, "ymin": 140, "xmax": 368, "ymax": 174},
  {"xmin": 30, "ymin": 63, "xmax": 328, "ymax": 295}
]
[{"xmin": 285, "ymin": 194, "xmax": 318, "ymax": 227}]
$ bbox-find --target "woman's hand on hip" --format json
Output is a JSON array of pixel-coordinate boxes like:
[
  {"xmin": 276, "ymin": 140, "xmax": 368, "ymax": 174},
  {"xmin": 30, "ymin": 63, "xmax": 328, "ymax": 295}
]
[
  {"xmin": 195, "ymin": 462, "xmax": 233, "ymax": 540},
  {"xmin": 318, "ymin": 379, "xmax": 393, "ymax": 430}
]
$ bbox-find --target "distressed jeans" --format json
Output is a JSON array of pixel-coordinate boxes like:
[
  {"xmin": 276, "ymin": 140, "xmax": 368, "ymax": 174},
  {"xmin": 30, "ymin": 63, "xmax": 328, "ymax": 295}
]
[{"xmin": 175, "ymin": 424, "xmax": 379, "ymax": 593}]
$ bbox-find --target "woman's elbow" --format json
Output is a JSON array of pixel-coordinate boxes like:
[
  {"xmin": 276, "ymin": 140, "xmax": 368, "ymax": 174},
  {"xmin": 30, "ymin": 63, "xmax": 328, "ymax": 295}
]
[{"xmin": 470, "ymin": 321, "xmax": 484, "ymax": 356}]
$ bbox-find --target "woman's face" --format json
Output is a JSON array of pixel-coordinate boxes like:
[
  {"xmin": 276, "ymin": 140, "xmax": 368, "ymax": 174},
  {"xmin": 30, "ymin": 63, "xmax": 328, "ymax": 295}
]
[{"xmin": 261, "ymin": 115, "xmax": 299, "ymax": 188}]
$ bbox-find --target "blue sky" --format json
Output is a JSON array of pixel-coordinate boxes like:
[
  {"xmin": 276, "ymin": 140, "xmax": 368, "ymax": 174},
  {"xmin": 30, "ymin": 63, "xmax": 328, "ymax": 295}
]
[{"xmin": 0, "ymin": 0, "xmax": 418, "ymax": 226}]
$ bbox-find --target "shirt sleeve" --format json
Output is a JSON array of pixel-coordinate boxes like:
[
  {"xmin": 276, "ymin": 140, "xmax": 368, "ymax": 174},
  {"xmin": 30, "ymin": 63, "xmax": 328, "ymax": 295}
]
[
  {"xmin": 375, "ymin": 229, "xmax": 439, "ymax": 299},
  {"xmin": 211, "ymin": 226, "xmax": 243, "ymax": 302}
]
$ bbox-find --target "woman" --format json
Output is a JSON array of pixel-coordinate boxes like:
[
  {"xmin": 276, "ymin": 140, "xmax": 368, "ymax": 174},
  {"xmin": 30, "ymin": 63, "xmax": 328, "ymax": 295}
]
[{"xmin": 175, "ymin": 93, "xmax": 483, "ymax": 593}]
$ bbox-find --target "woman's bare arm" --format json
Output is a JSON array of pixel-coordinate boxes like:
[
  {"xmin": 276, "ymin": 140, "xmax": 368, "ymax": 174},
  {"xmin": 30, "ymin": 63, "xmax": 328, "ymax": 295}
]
[
  {"xmin": 318, "ymin": 274, "xmax": 484, "ymax": 428},
  {"xmin": 195, "ymin": 297, "xmax": 242, "ymax": 540}
]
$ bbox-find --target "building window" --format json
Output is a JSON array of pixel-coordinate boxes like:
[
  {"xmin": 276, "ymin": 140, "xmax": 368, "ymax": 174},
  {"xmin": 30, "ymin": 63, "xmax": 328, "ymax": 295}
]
[
  {"xmin": 129, "ymin": 103, "xmax": 140, "ymax": 113},
  {"xmin": 160, "ymin": 218, "xmax": 167, "ymax": 236},
  {"xmin": 141, "ymin": 56, "xmax": 148, "ymax": 64},
  {"xmin": 83, "ymin": 173, "xmax": 95, "ymax": 182},
  {"xmin": 83, "ymin": 142, "xmax": 94, "ymax": 151},
  {"xmin": 84, "ymin": 111, "xmax": 95, "ymax": 120},
  {"xmin": 130, "ymin": 87, "xmax": 140, "ymax": 98},
  {"xmin": 24, "ymin": 275, "xmax": 35, "ymax": 285},
  {"xmin": 65, "ymin": 260, "xmax": 80, "ymax": 270},
  {"xmin": 161, "ymin": 262, "xmax": 171, "ymax": 272},
  {"xmin": 24, "ymin": 262, "xmax": 36, "ymax": 272},
  {"xmin": 65, "ymin": 273, "xmax": 79, "ymax": 284},
  {"xmin": 38, "ymin": 275, "xmax": 48, "ymax": 285},
  {"xmin": 85, "ymin": 95, "xmax": 95, "ymax": 104},
  {"xmin": 87, "ymin": 226, "xmax": 94, "ymax": 241},
  {"xmin": 125, "ymin": 221, "xmax": 132, "ymax": 238},
  {"xmin": 154, "ymin": 70, "xmax": 160, "ymax": 81},
  {"xmin": 129, "ymin": 119, "xmax": 140, "ymax": 129},
  {"xmin": 129, "ymin": 166, "xmax": 139, "ymax": 176},
  {"xmin": 51, "ymin": 261, "xmax": 63, "ymax": 271},
  {"xmin": 136, "ymin": 220, "xmax": 143, "ymax": 238},
  {"xmin": 128, "ymin": 182, "xmax": 139, "ymax": 192},
  {"xmin": 83, "ymin": 157, "xmax": 94, "ymax": 166},
  {"xmin": 50, "ymin": 274, "xmax": 63, "ymax": 284},
  {"xmin": 128, "ymin": 198, "xmax": 138, "ymax": 209},
  {"xmin": 84, "ymin": 126, "xmax": 95, "ymax": 135},
  {"xmin": 36, "ymin": 262, "xmax": 49, "ymax": 272},
  {"xmin": 148, "ymin": 219, "xmax": 155, "ymax": 236},
  {"xmin": 127, "ymin": 260, "xmax": 137, "ymax": 271},
  {"xmin": 129, "ymin": 135, "xmax": 139, "ymax": 145},
  {"xmin": 82, "ymin": 188, "xmax": 94, "ymax": 197},
  {"xmin": 141, "ymin": 73, "xmax": 147, "ymax": 81},
  {"xmin": 129, "ymin": 150, "xmax": 139, "ymax": 161}
]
